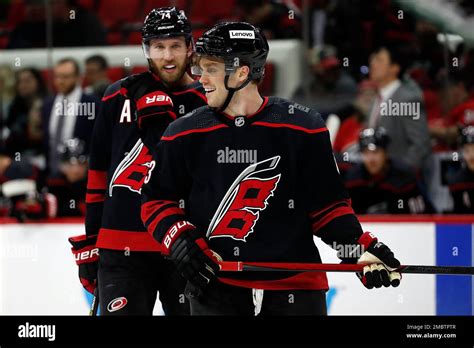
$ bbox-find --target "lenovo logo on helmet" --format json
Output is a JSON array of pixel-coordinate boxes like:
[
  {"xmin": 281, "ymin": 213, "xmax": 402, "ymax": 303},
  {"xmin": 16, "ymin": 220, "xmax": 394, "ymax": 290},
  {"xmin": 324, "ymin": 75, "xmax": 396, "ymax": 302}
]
[{"xmin": 229, "ymin": 30, "xmax": 255, "ymax": 39}]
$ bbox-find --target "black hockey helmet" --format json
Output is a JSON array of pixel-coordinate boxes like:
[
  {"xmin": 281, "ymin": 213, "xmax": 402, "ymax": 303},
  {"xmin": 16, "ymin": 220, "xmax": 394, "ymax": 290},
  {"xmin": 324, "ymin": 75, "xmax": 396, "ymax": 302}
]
[
  {"xmin": 141, "ymin": 7, "xmax": 192, "ymax": 59},
  {"xmin": 58, "ymin": 138, "xmax": 87, "ymax": 165},
  {"xmin": 359, "ymin": 127, "xmax": 390, "ymax": 151},
  {"xmin": 192, "ymin": 22, "xmax": 269, "ymax": 111},
  {"xmin": 459, "ymin": 125, "xmax": 474, "ymax": 145},
  {"xmin": 193, "ymin": 22, "xmax": 269, "ymax": 81}
]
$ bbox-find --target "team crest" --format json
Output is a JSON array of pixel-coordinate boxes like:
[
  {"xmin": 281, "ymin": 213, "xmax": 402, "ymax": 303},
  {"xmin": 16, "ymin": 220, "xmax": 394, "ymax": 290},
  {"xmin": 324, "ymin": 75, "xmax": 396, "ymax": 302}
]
[
  {"xmin": 109, "ymin": 139, "xmax": 155, "ymax": 196},
  {"xmin": 207, "ymin": 156, "xmax": 281, "ymax": 241}
]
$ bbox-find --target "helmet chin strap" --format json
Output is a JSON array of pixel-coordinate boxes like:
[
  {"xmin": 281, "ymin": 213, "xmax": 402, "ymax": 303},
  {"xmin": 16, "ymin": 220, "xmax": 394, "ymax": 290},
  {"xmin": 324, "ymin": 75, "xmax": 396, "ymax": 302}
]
[{"xmin": 217, "ymin": 74, "xmax": 252, "ymax": 112}]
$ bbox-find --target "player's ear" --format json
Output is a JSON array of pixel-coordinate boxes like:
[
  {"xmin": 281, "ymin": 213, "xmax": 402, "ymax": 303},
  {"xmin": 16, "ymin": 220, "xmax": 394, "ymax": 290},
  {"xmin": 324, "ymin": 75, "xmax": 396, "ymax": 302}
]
[
  {"xmin": 238, "ymin": 66, "xmax": 250, "ymax": 82},
  {"xmin": 186, "ymin": 44, "xmax": 193, "ymax": 59}
]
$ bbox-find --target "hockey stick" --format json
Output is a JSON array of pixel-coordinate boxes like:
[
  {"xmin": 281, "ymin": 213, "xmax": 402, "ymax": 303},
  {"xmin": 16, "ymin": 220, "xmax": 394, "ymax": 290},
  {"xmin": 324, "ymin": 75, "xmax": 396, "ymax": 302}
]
[
  {"xmin": 89, "ymin": 287, "xmax": 99, "ymax": 316},
  {"xmin": 219, "ymin": 261, "xmax": 474, "ymax": 275}
]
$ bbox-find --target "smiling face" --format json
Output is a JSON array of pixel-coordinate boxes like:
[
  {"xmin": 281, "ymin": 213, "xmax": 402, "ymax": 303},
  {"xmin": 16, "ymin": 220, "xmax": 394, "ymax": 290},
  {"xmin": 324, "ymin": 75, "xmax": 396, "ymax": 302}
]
[
  {"xmin": 147, "ymin": 36, "xmax": 192, "ymax": 86},
  {"xmin": 197, "ymin": 56, "xmax": 227, "ymax": 108},
  {"xmin": 197, "ymin": 56, "xmax": 248, "ymax": 108}
]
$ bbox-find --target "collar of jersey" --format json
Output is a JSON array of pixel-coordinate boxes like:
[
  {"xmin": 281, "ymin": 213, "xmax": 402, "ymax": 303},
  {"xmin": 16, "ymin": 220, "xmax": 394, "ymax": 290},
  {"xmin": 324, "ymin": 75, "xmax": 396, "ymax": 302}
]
[{"xmin": 216, "ymin": 96, "xmax": 270, "ymax": 126}]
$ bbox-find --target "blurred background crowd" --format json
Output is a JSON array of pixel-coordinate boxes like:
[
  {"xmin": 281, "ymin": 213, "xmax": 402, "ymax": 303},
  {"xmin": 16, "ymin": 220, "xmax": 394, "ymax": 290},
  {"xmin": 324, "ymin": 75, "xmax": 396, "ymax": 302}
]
[{"xmin": 1, "ymin": 0, "xmax": 474, "ymax": 221}]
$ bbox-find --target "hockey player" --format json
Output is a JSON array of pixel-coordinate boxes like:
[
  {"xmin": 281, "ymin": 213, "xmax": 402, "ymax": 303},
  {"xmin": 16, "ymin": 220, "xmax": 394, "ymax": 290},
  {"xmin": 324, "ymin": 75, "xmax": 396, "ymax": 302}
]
[
  {"xmin": 448, "ymin": 126, "xmax": 474, "ymax": 213},
  {"xmin": 345, "ymin": 127, "xmax": 434, "ymax": 214},
  {"xmin": 141, "ymin": 22, "xmax": 402, "ymax": 315},
  {"xmin": 69, "ymin": 7, "xmax": 207, "ymax": 315}
]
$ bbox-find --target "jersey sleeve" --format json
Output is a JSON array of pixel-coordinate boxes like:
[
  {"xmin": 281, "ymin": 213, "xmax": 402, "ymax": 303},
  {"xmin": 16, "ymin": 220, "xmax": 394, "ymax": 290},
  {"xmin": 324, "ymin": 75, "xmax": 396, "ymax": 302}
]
[
  {"xmin": 84, "ymin": 85, "xmax": 115, "ymax": 236},
  {"xmin": 303, "ymin": 113, "xmax": 363, "ymax": 258},
  {"xmin": 141, "ymin": 134, "xmax": 191, "ymax": 243}
]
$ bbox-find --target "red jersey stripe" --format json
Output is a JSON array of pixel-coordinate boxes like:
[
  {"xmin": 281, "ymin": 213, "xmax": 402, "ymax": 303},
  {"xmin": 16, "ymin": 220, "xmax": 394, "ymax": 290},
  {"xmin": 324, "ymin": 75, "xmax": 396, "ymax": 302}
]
[
  {"xmin": 97, "ymin": 228, "xmax": 162, "ymax": 252},
  {"xmin": 102, "ymin": 87, "xmax": 127, "ymax": 102},
  {"xmin": 253, "ymin": 122, "xmax": 328, "ymax": 134},
  {"xmin": 161, "ymin": 124, "xmax": 228, "ymax": 141},
  {"xmin": 87, "ymin": 170, "xmax": 107, "ymax": 190},
  {"xmin": 312, "ymin": 205, "xmax": 355, "ymax": 233},
  {"xmin": 86, "ymin": 193, "xmax": 105, "ymax": 203}
]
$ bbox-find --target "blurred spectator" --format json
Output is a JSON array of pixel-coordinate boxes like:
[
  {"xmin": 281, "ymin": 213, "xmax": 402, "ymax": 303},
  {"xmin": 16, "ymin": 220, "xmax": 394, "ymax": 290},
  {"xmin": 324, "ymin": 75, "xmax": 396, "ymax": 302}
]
[
  {"xmin": 4, "ymin": 68, "xmax": 47, "ymax": 157},
  {"xmin": 430, "ymin": 68, "xmax": 474, "ymax": 148},
  {"xmin": 0, "ymin": 153, "xmax": 39, "ymax": 185},
  {"xmin": 46, "ymin": 138, "xmax": 87, "ymax": 216},
  {"xmin": 293, "ymin": 45, "xmax": 357, "ymax": 118},
  {"xmin": 447, "ymin": 126, "xmax": 474, "ymax": 214},
  {"xmin": 0, "ymin": 65, "xmax": 16, "ymax": 137},
  {"xmin": 42, "ymin": 57, "xmax": 97, "ymax": 177},
  {"xmin": 345, "ymin": 127, "xmax": 434, "ymax": 214},
  {"xmin": 306, "ymin": 0, "xmax": 367, "ymax": 77},
  {"xmin": 84, "ymin": 54, "xmax": 111, "ymax": 99},
  {"xmin": 413, "ymin": 21, "xmax": 444, "ymax": 82},
  {"xmin": 8, "ymin": 0, "xmax": 106, "ymax": 49},
  {"xmin": 0, "ymin": 150, "xmax": 55, "ymax": 221},
  {"xmin": 371, "ymin": 0, "xmax": 416, "ymax": 51},
  {"xmin": 236, "ymin": 0, "xmax": 302, "ymax": 39},
  {"xmin": 368, "ymin": 44, "xmax": 431, "ymax": 170},
  {"xmin": 333, "ymin": 79, "xmax": 378, "ymax": 155}
]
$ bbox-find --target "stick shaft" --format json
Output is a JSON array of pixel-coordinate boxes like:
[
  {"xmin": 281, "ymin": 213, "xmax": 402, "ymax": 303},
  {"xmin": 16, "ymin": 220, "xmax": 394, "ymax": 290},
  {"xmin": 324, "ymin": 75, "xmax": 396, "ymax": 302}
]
[
  {"xmin": 219, "ymin": 261, "xmax": 474, "ymax": 275},
  {"xmin": 89, "ymin": 287, "xmax": 99, "ymax": 316}
]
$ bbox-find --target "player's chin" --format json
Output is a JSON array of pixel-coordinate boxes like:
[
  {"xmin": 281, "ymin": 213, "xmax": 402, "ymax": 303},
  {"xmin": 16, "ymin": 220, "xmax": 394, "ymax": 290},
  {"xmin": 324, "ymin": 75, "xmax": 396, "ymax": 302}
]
[
  {"xmin": 206, "ymin": 95, "xmax": 221, "ymax": 108},
  {"xmin": 158, "ymin": 68, "xmax": 185, "ymax": 84},
  {"xmin": 159, "ymin": 73, "xmax": 180, "ymax": 84}
]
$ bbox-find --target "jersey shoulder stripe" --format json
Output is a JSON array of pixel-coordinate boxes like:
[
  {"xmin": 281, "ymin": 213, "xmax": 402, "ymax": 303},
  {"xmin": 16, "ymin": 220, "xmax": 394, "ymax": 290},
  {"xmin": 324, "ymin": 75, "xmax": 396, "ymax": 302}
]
[
  {"xmin": 263, "ymin": 97, "xmax": 326, "ymax": 131},
  {"xmin": 101, "ymin": 79, "xmax": 127, "ymax": 102},
  {"xmin": 162, "ymin": 106, "xmax": 225, "ymax": 140}
]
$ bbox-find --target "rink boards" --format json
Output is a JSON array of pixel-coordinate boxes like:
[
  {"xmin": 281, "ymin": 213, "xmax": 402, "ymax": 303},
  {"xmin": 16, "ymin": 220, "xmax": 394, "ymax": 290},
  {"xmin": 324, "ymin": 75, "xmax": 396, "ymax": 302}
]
[{"xmin": 0, "ymin": 217, "xmax": 472, "ymax": 315}]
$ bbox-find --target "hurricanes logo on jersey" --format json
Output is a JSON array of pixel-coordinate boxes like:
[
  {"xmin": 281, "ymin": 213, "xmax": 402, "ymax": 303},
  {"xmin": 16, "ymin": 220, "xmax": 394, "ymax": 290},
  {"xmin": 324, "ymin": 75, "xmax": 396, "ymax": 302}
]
[
  {"xmin": 207, "ymin": 156, "xmax": 281, "ymax": 241},
  {"xmin": 109, "ymin": 139, "xmax": 155, "ymax": 196}
]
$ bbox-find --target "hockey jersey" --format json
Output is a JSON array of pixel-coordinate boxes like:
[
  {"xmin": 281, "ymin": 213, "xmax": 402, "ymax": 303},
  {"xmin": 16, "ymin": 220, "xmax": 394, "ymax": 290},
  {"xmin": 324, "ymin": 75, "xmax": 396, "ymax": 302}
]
[
  {"xmin": 345, "ymin": 160, "xmax": 434, "ymax": 214},
  {"xmin": 141, "ymin": 97, "xmax": 364, "ymax": 290},
  {"xmin": 85, "ymin": 72, "xmax": 207, "ymax": 251}
]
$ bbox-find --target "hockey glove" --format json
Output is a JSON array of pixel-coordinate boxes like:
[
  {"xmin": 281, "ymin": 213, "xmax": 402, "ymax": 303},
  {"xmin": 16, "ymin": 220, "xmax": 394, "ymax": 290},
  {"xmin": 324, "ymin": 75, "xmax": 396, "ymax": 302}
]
[
  {"xmin": 162, "ymin": 222, "xmax": 221, "ymax": 295},
  {"xmin": 356, "ymin": 232, "xmax": 401, "ymax": 289},
  {"xmin": 69, "ymin": 234, "xmax": 99, "ymax": 294},
  {"xmin": 122, "ymin": 72, "xmax": 176, "ymax": 148}
]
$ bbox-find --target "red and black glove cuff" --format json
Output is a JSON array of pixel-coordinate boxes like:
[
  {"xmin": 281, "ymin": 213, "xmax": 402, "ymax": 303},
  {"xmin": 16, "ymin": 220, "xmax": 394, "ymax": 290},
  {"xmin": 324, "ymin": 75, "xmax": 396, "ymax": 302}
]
[
  {"xmin": 69, "ymin": 234, "xmax": 99, "ymax": 265},
  {"xmin": 136, "ymin": 91, "xmax": 176, "ymax": 130},
  {"xmin": 357, "ymin": 231, "xmax": 378, "ymax": 253},
  {"xmin": 162, "ymin": 221, "xmax": 196, "ymax": 256}
]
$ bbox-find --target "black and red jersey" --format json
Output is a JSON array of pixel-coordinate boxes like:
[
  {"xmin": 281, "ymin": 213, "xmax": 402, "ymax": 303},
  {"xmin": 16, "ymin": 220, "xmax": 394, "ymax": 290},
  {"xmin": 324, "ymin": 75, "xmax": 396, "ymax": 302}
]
[
  {"xmin": 344, "ymin": 160, "xmax": 434, "ymax": 214},
  {"xmin": 448, "ymin": 166, "xmax": 474, "ymax": 214},
  {"xmin": 85, "ymin": 71, "xmax": 206, "ymax": 251},
  {"xmin": 141, "ymin": 97, "xmax": 364, "ymax": 290}
]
